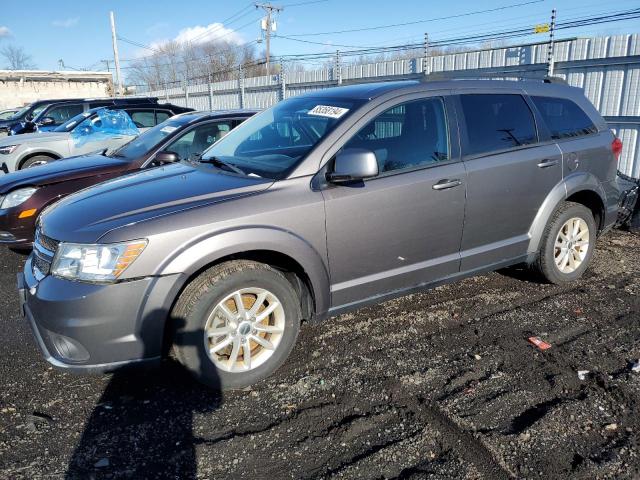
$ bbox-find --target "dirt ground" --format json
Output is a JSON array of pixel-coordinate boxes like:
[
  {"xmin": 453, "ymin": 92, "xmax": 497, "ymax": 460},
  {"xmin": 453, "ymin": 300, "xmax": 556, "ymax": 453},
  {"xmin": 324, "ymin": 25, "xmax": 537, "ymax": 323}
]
[{"xmin": 0, "ymin": 230, "xmax": 639, "ymax": 479}]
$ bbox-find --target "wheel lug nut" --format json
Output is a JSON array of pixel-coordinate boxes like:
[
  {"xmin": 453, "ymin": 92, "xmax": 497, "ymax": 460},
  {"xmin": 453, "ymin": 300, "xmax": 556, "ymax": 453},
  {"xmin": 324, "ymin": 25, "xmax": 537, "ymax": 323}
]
[{"xmin": 252, "ymin": 329, "xmax": 257, "ymax": 335}]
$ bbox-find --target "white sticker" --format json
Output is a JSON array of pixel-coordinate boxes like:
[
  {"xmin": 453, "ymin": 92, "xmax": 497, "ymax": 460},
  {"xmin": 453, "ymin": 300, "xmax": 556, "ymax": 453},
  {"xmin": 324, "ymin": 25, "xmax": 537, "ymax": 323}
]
[
  {"xmin": 160, "ymin": 126, "xmax": 178, "ymax": 134},
  {"xmin": 308, "ymin": 105, "xmax": 349, "ymax": 119}
]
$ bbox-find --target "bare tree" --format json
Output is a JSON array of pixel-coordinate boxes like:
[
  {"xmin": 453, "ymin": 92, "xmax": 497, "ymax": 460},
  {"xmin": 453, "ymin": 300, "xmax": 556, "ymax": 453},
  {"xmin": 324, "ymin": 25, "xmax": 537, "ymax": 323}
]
[
  {"xmin": 0, "ymin": 44, "xmax": 36, "ymax": 70},
  {"xmin": 126, "ymin": 39, "xmax": 265, "ymax": 91}
]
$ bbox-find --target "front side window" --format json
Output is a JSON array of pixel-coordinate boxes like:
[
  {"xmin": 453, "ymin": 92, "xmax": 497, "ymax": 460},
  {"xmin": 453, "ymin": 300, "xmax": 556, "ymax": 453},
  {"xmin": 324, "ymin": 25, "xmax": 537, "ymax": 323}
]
[
  {"xmin": 165, "ymin": 121, "xmax": 233, "ymax": 161},
  {"xmin": 341, "ymin": 97, "xmax": 449, "ymax": 174},
  {"xmin": 460, "ymin": 94, "xmax": 537, "ymax": 156},
  {"xmin": 109, "ymin": 117, "xmax": 192, "ymax": 159},
  {"xmin": 531, "ymin": 96, "xmax": 598, "ymax": 140},
  {"xmin": 202, "ymin": 96, "xmax": 362, "ymax": 179}
]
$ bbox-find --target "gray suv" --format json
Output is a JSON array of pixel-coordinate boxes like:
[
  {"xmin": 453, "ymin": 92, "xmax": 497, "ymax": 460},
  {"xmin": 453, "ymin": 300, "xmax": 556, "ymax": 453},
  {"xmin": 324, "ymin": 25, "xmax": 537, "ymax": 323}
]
[{"xmin": 19, "ymin": 79, "xmax": 624, "ymax": 389}]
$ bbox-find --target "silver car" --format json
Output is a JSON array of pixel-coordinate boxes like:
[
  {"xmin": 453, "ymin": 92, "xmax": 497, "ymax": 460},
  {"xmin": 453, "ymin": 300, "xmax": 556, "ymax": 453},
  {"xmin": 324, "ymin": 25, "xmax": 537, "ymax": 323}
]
[
  {"xmin": 0, "ymin": 108, "xmax": 140, "ymax": 172},
  {"xmin": 20, "ymin": 79, "xmax": 623, "ymax": 390}
]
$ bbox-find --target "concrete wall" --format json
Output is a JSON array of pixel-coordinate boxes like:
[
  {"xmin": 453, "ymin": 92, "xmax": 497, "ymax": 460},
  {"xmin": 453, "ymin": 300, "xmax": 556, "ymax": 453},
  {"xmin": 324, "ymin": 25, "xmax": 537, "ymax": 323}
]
[{"xmin": 0, "ymin": 70, "xmax": 113, "ymax": 109}]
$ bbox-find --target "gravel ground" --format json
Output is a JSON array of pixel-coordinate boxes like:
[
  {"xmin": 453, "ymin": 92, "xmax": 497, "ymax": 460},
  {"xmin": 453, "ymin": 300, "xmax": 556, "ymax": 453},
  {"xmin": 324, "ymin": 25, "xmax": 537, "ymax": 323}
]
[{"xmin": 0, "ymin": 230, "xmax": 639, "ymax": 479}]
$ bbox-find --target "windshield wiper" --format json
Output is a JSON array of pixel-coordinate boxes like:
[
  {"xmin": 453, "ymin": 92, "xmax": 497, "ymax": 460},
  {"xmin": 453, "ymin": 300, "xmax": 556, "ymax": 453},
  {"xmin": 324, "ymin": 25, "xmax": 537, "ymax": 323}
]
[{"xmin": 198, "ymin": 156, "xmax": 246, "ymax": 176}]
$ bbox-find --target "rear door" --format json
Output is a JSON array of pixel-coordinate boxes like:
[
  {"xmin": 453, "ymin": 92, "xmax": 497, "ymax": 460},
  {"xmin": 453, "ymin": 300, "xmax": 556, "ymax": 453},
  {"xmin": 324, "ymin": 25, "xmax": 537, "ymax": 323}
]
[
  {"xmin": 530, "ymin": 95, "xmax": 614, "ymax": 183},
  {"xmin": 323, "ymin": 93, "xmax": 466, "ymax": 308},
  {"xmin": 456, "ymin": 91, "xmax": 563, "ymax": 271}
]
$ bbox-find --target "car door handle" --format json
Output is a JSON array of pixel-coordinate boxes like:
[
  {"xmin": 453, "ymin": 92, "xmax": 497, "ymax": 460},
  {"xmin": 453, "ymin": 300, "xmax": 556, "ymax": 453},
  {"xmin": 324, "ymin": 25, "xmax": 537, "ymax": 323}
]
[
  {"xmin": 432, "ymin": 179, "xmax": 462, "ymax": 190},
  {"xmin": 537, "ymin": 159, "xmax": 559, "ymax": 168}
]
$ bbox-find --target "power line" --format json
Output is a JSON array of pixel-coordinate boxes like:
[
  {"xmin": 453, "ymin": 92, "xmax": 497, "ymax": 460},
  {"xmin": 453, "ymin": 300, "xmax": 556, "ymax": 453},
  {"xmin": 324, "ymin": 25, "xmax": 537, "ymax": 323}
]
[
  {"xmin": 128, "ymin": 7, "xmax": 640, "ymax": 88},
  {"xmin": 283, "ymin": 0, "xmax": 546, "ymax": 37}
]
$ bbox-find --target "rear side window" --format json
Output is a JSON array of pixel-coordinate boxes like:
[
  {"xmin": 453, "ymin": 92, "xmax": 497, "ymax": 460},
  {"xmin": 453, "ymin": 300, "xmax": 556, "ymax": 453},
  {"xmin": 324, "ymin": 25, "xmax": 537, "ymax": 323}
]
[
  {"xmin": 531, "ymin": 96, "xmax": 598, "ymax": 140},
  {"xmin": 460, "ymin": 94, "xmax": 537, "ymax": 156},
  {"xmin": 129, "ymin": 110, "xmax": 156, "ymax": 128},
  {"xmin": 155, "ymin": 110, "xmax": 171, "ymax": 123}
]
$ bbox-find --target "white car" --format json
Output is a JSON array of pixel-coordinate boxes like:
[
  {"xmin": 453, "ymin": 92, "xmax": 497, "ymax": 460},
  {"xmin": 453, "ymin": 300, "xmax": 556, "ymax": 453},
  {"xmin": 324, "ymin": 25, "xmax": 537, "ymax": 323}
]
[{"xmin": 0, "ymin": 108, "xmax": 141, "ymax": 173}]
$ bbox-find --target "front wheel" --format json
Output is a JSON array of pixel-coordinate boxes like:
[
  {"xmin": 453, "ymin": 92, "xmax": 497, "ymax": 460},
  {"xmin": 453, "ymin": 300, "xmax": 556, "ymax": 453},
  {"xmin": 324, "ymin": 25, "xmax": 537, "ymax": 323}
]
[
  {"xmin": 21, "ymin": 155, "xmax": 55, "ymax": 169},
  {"xmin": 534, "ymin": 201, "xmax": 597, "ymax": 284},
  {"xmin": 171, "ymin": 260, "xmax": 301, "ymax": 390}
]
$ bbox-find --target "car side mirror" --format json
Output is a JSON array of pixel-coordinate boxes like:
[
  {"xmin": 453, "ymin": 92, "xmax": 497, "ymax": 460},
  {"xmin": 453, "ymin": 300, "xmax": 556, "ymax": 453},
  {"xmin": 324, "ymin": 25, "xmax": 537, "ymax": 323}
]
[
  {"xmin": 39, "ymin": 117, "xmax": 55, "ymax": 126},
  {"xmin": 326, "ymin": 148, "xmax": 379, "ymax": 183},
  {"xmin": 154, "ymin": 151, "xmax": 180, "ymax": 164}
]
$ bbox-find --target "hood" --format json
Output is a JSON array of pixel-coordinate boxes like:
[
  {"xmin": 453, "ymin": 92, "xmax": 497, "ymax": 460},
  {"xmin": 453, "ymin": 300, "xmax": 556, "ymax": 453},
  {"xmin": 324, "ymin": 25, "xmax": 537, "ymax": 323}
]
[
  {"xmin": 0, "ymin": 131, "xmax": 69, "ymax": 145},
  {"xmin": 0, "ymin": 118, "xmax": 19, "ymax": 130},
  {"xmin": 0, "ymin": 154, "xmax": 130, "ymax": 192},
  {"xmin": 40, "ymin": 161, "xmax": 274, "ymax": 243}
]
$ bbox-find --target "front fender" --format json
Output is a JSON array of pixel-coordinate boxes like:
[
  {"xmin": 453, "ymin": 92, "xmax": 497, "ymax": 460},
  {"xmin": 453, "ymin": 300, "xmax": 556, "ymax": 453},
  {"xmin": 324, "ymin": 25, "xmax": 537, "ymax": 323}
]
[
  {"xmin": 156, "ymin": 226, "xmax": 331, "ymax": 318},
  {"xmin": 527, "ymin": 171, "xmax": 606, "ymax": 255}
]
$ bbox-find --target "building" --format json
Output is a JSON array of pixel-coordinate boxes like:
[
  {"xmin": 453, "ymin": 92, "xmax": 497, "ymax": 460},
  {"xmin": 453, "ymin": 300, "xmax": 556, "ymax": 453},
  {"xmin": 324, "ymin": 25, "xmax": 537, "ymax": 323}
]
[{"xmin": 0, "ymin": 70, "xmax": 114, "ymax": 109}]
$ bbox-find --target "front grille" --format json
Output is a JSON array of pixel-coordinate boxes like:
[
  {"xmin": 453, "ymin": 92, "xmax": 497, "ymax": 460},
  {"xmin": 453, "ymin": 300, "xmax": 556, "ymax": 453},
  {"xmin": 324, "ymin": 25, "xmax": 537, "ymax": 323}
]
[
  {"xmin": 32, "ymin": 250, "xmax": 52, "ymax": 277},
  {"xmin": 32, "ymin": 228, "xmax": 58, "ymax": 279},
  {"xmin": 36, "ymin": 230, "xmax": 59, "ymax": 254}
]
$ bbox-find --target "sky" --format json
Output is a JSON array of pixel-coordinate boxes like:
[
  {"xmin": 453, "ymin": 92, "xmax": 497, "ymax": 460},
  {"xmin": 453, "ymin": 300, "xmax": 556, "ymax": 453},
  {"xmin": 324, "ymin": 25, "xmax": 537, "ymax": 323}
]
[{"xmin": 1, "ymin": 0, "xmax": 639, "ymax": 79}]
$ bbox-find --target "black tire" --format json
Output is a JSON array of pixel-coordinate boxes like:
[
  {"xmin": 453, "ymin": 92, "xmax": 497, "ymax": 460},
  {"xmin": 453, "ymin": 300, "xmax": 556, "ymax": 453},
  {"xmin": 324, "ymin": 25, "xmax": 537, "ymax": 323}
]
[
  {"xmin": 171, "ymin": 260, "xmax": 301, "ymax": 390},
  {"xmin": 20, "ymin": 155, "xmax": 55, "ymax": 169},
  {"xmin": 534, "ymin": 201, "xmax": 597, "ymax": 284}
]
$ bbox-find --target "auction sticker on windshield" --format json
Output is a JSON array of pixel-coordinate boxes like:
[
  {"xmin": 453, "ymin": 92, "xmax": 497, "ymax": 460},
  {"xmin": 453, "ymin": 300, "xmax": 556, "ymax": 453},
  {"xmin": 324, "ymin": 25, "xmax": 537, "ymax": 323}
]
[
  {"xmin": 160, "ymin": 126, "xmax": 178, "ymax": 134},
  {"xmin": 308, "ymin": 105, "xmax": 349, "ymax": 119}
]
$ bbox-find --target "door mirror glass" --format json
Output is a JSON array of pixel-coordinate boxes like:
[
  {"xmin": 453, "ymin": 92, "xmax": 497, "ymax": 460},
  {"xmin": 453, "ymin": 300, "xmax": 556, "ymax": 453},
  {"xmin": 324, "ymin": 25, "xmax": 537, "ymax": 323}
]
[
  {"xmin": 327, "ymin": 148, "xmax": 379, "ymax": 183},
  {"xmin": 154, "ymin": 150, "xmax": 180, "ymax": 164}
]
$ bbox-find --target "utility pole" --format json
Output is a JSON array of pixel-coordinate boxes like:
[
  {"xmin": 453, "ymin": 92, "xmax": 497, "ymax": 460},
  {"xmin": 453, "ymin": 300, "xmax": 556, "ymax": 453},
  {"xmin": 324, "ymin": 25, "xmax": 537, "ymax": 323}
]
[
  {"xmin": 109, "ymin": 11, "xmax": 123, "ymax": 96},
  {"xmin": 102, "ymin": 59, "xmax": 111, "ymax": 72},
  {"xmin": 255, "ymin": 3, "xmax": 283, "ymax": 75},
  {"xmin": 546, "ymin": 9, "xmax": 557, "ymax": 77}
]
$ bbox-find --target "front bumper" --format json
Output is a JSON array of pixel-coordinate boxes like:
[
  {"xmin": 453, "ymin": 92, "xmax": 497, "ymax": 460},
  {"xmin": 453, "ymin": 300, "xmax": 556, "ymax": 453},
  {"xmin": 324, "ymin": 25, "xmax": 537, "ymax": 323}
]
[{"xmin": 19, "ymin": 255, "xmax": 183, "ymax": 373}]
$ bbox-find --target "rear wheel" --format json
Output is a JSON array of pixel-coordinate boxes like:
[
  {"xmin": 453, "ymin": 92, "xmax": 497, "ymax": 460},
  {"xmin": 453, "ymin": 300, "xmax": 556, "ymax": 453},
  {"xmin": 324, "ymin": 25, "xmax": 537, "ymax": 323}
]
[
  {"xmin": 534, "ymin": 201, "xmax": 597, "ymax": 284},
  {"xmin": 171, "ymin": 260, "xmax": 301, "ymax": 390},
  {"xmin": 21, "ymin": 155, "xmax": 55, "ymax": 169}
]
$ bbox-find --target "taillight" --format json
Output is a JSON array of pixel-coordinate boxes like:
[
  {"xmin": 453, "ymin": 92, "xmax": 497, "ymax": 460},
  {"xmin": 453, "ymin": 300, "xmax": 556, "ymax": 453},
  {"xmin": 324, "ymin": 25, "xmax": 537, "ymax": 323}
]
[{"xmin": 612, "ymin": 137, "xmax": 623, "ymax": 161}]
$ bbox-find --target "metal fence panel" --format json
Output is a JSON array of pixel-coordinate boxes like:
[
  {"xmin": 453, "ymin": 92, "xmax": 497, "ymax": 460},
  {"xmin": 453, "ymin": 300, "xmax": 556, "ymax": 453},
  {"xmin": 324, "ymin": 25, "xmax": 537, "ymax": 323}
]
[{"xmin": 146, "ymin": 34, "xmax": 640, "ymax": 178}]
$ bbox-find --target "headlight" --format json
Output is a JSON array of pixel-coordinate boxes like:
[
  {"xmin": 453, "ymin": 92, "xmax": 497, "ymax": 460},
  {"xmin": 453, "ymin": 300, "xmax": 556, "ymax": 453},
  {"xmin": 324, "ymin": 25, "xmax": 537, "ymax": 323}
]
[
  {"xmin": 51, "ymin": 240, "xmax": 147, "ymax": 283},
  {"xmin": 1, "ymin": 187, "xmax": 37, "ymax": 209},
  {"xmin": 0, "ymin": 145, "xmax": 19, "ymax": 155}
]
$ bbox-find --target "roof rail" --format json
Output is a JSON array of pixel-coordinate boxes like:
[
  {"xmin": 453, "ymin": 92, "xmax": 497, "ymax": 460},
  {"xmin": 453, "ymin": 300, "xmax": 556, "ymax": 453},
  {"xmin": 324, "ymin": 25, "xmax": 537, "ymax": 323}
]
[{"xmin": 421, "ymin": 72, "xmax": 567, "ymax": 85}]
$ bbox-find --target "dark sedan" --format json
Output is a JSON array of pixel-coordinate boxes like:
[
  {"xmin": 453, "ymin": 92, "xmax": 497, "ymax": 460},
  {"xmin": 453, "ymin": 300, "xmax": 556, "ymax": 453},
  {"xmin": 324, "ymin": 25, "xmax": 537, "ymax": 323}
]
[{"xmin": 0, "ymin": 110, "xmax": 256, "ymax": 248}]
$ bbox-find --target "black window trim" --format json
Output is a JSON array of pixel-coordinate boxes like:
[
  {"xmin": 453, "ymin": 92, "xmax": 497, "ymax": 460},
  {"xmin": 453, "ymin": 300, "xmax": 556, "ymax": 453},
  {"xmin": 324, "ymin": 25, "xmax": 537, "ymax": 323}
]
[{"xmin": 455, "ymin": 92, "xmax": 542, "ymax": 161}]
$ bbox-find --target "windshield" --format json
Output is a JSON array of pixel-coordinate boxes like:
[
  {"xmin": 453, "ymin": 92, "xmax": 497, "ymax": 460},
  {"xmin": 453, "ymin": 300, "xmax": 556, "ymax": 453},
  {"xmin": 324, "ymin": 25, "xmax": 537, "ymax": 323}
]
[
  {"xmin": 201, "ymin": 96, "xmax": 361, "ymax": 179},
  {"xmin": 109, "ymin": 117, "xmax": 186, "ymax": 159},
  {"xmin": 54, "ymin": 110, "xmax": 93, "ymax": 132}
]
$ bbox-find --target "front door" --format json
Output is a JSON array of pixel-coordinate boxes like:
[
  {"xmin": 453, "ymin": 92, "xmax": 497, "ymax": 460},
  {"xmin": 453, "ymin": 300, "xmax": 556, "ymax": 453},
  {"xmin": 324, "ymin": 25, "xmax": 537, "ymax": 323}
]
[{"xmin": 323, "ymin": 95, "xmax": 466, "ymax": 308}]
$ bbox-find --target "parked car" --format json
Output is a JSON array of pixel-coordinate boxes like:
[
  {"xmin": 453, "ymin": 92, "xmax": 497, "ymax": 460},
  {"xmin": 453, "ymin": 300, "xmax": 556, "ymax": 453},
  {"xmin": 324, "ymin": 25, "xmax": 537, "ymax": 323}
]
[
  {"xmin": 0, "ymin": 102, "xmax": 191, "ymax": 173},
  {"xmin": 0, "ymin": 108, "xmax": 19, "ymax": 120},
  {"xmin": 19, "ymin": 79, "xmax": 624, "ymax": 390},
  {"xmin": 0, "ymin": 110, "xmax": 256, "ymax": 248},
  {"xmin": 0, "ymin": 98, "xmax": 83, "ymax": 136},
  {"xmin": 9, "ymin": 97, "xmax": 192, "ymax": 135}
]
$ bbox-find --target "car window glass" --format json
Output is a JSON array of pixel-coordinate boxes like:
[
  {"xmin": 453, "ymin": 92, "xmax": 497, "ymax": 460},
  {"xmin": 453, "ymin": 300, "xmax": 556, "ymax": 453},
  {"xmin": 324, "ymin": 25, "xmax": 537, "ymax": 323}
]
[
  {"xmin": 129, "ymin": 110, "xmax": 156, "ymax": 128},
  {"xmin": 342, "ymin": 97, "xmax": 449, "ymax": 174},
  {"xmin": 166, "ymin": 121, "xmax": 233, "ymax": 161},
  {"xmin": 30, "ymin": 104, "xmax": 48, "ymax": 118},
  {"xmin": 155, "ymin": 111, "xmax": 171, "ymax": 123},
  {"xmin": 44, "ymin": 104, "xmax": 84, "ymax": 124},
  {"xmin": 531, "ymin": 96, "xmax": 598, "ymax": 140},
  {"xmin": 460, "ymin": 94, "xmax": 537, "ymax": 156}
]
